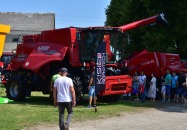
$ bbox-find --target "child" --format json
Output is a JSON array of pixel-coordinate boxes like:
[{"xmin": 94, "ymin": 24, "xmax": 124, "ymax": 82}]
[
  {"xmin": 140, "ymin": 84, "xmax": 145, "ymax": 103},
  {"xmin": 161, "ymin": 83, "xmax": 166, "ymax": 102}
]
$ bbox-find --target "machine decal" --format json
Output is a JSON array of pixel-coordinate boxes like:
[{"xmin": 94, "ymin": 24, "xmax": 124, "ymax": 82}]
[
  {"xmin": 95, "ymin": 42, "xmax": 106, "ymax": 94},
  {"xmin": 37, "ymin": 46, "xmax": 50, "ymax": 51}
]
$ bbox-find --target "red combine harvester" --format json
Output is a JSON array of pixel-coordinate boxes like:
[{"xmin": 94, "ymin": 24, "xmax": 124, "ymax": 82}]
[
  {"xmin": 6, "ymin": 13, "xmax": 168, "ymax": 101},
  {"xmin": 128, "ymin": 49, "xmax": 187, "ymax": 78}
]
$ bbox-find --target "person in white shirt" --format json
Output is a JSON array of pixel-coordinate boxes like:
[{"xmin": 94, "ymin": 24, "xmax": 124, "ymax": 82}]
[
  {"xmin": 139, "ymin": 71, "xmax": 146, "ymax": 86},
  {"xmin": 53, "ymin": 68, "xmax": 76, "ymax": 130}
]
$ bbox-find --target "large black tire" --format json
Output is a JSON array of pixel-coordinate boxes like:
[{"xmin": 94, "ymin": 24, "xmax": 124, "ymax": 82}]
[
  {"xmin": 6, "ymin": 76, "xmax": 25, "ymax": 101},
  {"xmin": 72, "ymin": 75, "xmax": 83, "ymax": 101},
  {"xmin": 68, "ymin": 71, "xmax": 83, "ymax": 101}
]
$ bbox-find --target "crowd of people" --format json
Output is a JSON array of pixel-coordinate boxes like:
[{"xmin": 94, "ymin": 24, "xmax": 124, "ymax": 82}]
[
  {"xmin": 50, "ymin": 67, "xmax": 187, "ymax": 130},
  {"xmin": 130, "ymin": 70, "xmax": 187, "ymax": 106}
]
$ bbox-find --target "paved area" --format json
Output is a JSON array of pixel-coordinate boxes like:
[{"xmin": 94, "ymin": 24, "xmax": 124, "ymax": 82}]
[{"xmin": 23, "ymin": 105, "xmax": 187, "ymax": 130}]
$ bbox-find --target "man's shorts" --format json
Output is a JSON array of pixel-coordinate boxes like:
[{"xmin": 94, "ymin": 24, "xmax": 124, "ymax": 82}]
[
  {"xmin": 171, "ymin": 88, "xmax": 177, "ymax": 95},
  {"xmin": 161, "ymin": 86, "xmax": 166, "ymax": 95},
  {"xmin": 165, "ymin": 85, "xmax": 171, "ymax": 95},
  {"xmin": 183, "ymin": 91, "xmax": 187, "ymax": 99},
  {"xmin": 177, "ymin": 88, "xmax": 184, "ymax": 96},
  {"xmin": 88, "ymin": 86, "xmax": 95, "ymax": 97}
]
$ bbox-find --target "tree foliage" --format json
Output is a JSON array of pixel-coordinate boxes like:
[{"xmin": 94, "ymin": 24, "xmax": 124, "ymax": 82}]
[{"xmin": 105, "ymin": 0, "xmax": 187, "ymax": 58}]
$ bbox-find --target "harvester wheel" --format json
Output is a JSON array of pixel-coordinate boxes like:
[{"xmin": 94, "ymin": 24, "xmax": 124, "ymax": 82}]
[
  {"xmin": 68, "ymin": 71, "xmax": 83, "ymax": 101},
  {"xmin": 6, "ymin": 76, "xmax": 25, "ymax": 101},
  {"xmin": 72, "ymin": 76, "xmax": 83, "ymax": 101}
]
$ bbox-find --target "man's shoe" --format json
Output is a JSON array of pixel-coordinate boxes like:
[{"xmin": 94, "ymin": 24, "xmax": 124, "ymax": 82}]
[
  {"xmin": 64, "ymin": 123, "xmax": 69, "ymax": 130},
  {"xmin": 86, "ymin": 105, "xmax": 92, "ymax": 108}
]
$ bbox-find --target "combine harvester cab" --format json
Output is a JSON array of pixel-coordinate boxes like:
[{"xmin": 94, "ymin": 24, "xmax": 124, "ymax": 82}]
[{"xmin": 6, "ymin": 13, "xmax": 168, "ymax": 101}]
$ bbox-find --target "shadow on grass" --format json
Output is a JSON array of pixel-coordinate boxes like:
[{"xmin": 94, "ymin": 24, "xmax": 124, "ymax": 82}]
[
  {"xmin": 4, "ymin": 95, "xmax": 54, "ymax": 106},
  {"xmin": 5, "ymin": 93, "xmax": 186, "ymax": 114},
  {"xmin": 96, "ymin": 96, "xmax": 187, "ymax": 113},
  {"xmin": 0, "ymin": 85, "xmax": 172, "ymax": 110},
  {"xmin": 6, "ymin": 94, "xmax": 90, "ymax": 106}
]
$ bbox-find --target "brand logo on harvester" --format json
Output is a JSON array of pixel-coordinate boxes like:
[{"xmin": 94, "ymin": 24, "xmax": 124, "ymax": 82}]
[
  {"xmin": 37, "ymin": 46, "xmax": 50, "ymax": 51},
  {"xmin": 95, "ymin": 42, "xmax": 106, "ymax": 94},
  {"xmin": 96, "ymin": 53, "xmax": 106, "ymax": 84}
]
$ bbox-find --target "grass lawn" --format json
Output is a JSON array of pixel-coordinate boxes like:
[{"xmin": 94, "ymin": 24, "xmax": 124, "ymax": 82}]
[{"xmin": 0, "ymin": 85, "xmax": 172, "ymax": 130}]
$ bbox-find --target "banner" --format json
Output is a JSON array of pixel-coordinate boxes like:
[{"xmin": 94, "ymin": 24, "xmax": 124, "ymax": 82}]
[{"xmin": 95, "ymin": 42, "xmax": 106, "ymax": 94}]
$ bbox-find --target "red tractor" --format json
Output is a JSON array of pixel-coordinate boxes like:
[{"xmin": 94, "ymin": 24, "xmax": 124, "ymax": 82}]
[{"xmin": 6, "ymin": 13, "xmax": 168, "ymax": 101}]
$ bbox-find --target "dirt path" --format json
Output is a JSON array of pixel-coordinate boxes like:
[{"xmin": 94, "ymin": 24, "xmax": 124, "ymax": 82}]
[{"xmin": 24, "ymin": 105, "xmax": 187, "ymax": 130}]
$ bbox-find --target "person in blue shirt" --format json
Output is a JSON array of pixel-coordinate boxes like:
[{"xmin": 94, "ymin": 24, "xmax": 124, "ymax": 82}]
[
  {"xmin": 171, "ymin": 72, "xmax": 178, "ymax": 102},
  {"xmin": 164, "ymin": 70, "xmax": 172, "ymax": 102}
]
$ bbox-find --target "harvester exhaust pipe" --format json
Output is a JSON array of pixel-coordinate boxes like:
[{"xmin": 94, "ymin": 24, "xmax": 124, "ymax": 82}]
[{"xmin": 156, "ymin": 13, "xmax": 169, "ymax": 26}]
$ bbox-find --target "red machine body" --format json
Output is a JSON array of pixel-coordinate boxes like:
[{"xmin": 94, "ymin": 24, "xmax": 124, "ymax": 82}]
[
  {"xmin": 128, "ymin": 50, "xmax": 187, "ymax": 77},
  {"xmin": 6, "ymin": 13, "xmax": 168, "ymax": 100},
  {"xmin": 11, "ymin": 27, "xmax": 132, "ymax": 97}
]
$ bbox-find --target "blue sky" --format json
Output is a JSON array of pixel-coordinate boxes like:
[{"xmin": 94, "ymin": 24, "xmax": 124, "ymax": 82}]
[{"xmin": 0, "ymin": 0, "xmax": 111, "ymax": 28}]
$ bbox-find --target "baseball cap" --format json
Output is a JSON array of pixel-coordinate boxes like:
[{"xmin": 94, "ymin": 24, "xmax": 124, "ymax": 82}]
[{"xmin": 60, "ymin": 67, "xmax": 68, "ymax": 73}]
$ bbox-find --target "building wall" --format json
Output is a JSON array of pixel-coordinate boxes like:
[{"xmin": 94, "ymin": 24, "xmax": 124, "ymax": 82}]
[{"xmin": 0, "ymin": 12, "xmax": 55, "ymax": 52}]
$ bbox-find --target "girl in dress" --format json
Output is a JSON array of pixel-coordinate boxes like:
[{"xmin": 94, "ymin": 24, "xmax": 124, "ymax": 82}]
[{"xmin": 148, "ymin": 73, "xmax": 157, "ymax": 101}]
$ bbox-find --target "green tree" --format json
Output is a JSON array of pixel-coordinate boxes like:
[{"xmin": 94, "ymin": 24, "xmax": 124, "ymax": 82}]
[{"xmin": 105, "ymin": 0, "xmax": 187, "ymax": 58}]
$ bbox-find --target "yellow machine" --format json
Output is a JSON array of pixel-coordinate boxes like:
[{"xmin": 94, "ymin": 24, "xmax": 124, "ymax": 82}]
[{"xmin": 0, "ymin": 24, "xmax": 11, "ymax": 56}]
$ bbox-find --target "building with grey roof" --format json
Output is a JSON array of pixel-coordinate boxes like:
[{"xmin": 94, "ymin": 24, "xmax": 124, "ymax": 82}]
[{"xmin": 0, "ymin": 12, "xmax": 55, "ymax": 51}]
